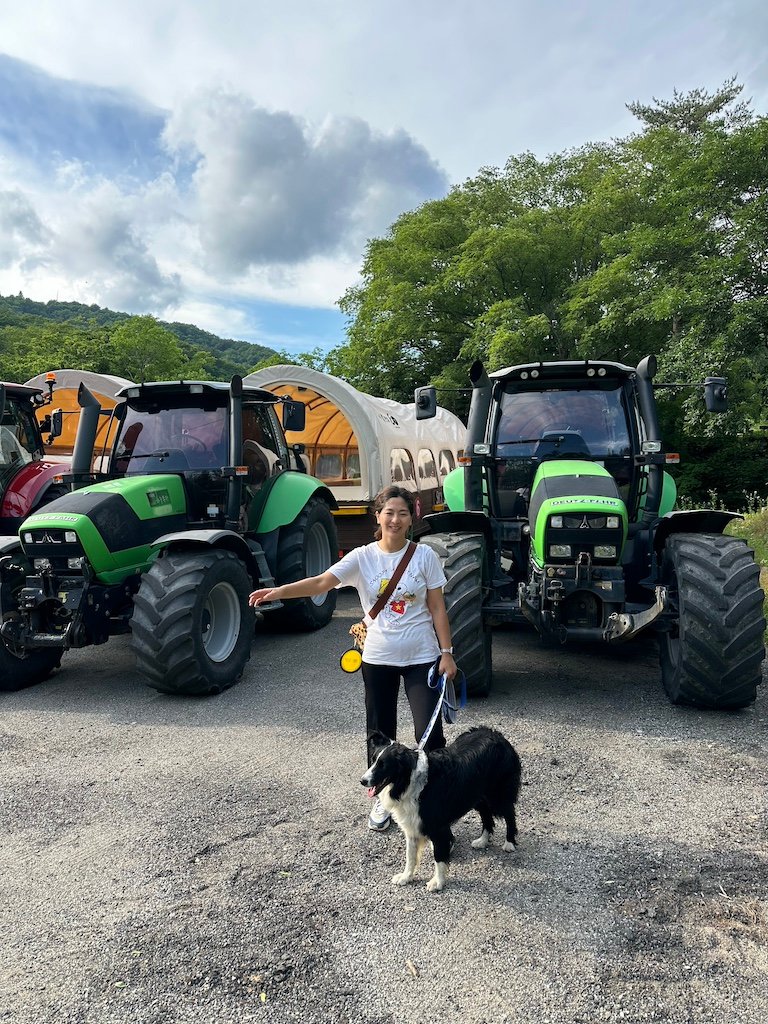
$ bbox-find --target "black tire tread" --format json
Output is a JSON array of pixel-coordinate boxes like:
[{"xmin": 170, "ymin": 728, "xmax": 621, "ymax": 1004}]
[
  {"xmin": 419, "ymin": 531, "xmax": 492, "ymax": 698},
  {"xmin": 270, "ymin": 499, "xmax": 337, "ymax": 631},
  {"xmin": 131, "ymin": 548, "xmax": 253, "ymax": 696},
  {"xmin": 660, "ymin": 533, "xmax": 765, "ymax": 709}
]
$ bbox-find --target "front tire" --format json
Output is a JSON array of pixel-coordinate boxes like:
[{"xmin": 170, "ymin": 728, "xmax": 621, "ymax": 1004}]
[
  {"xmin": 419, "ymin": 531, "xmax": 492, "ymax": 697},
  {"xmin": 131, "ymin": 548, "xmax": 254, "ymax": 696},
  {"xmin": 659, "ymin": 533, "xmax": 765, "ymax": 709},
  {"xmin": 271, "ymin": 499, "xmax": 338, "ymax": 630},
  {"xmin": 0, "ymin": 637, "xmax": 61, "ymax": 692}
]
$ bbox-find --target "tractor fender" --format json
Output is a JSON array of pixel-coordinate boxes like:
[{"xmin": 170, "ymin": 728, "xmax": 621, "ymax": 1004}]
[
  {"xmin": 0, "ymin": 460, "xmax": 67, "ymax": 519},
  {"xmin": 653, "ymin": 509, "xmax": 741, "ymax": 552},
  {"xmin": 255, "ymin": 475, "xmax": 337, "ymax": 534},
  {"xmin": 422, "ymin": 509, "xmax": 494, "ymax": 546},
  {"xmin": 150, "ymin": 529, "xmax": 260, "ymax": 576}
]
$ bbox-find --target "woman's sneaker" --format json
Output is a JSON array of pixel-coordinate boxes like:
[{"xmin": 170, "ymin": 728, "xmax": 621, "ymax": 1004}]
[{"xmin": 367, "ymin": 797, "xmax": 391, "ymax": 831}]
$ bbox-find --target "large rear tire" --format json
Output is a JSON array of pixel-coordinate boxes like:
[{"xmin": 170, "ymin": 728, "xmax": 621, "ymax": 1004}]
[
  {"xmin": 270, "ymin": 499, "xmax": 338, "ymax": 631},
  {"xmin": 659, "ymin": 533, "xmax": 765, "ymax": 709},
  {"xmin": 419, "ymin": 531, "xmax": 492, "ymax": 697},
  {"xmin": 131, "ymin": 548, "xmax": 254, "ymax": 696}
]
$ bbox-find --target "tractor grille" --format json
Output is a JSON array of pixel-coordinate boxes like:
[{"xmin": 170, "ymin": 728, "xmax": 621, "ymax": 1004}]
[
  {"xmin": 545, "ymin": 512, "xmax": 623, "ymax": 563},
  {"xmin": 20, "ymin": 527, "xmax": 86, "ymax": 572}
]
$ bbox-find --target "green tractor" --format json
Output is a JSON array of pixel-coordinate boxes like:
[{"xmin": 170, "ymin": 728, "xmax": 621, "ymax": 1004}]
[
  {"xmin": 0, "ymin": 376, "xmax": 338, "ymax": 694},
  {"xmin": 415, "ymin": 355, "xmax": 765, "ymax": 708}
]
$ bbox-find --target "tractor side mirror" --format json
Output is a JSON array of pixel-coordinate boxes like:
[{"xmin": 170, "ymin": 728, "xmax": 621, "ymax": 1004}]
[
  {"xmin": 415, "ymin": 386, "xmax": 437, "ymax": 420},
  {"xmin": 49, "ymin": 409, "xmax": 63, "ymax": 438},
  {"xmin": 283, "ymin": 399, "xmax": 306, "ymax": 432},
  {"xmin": 703, "ymin": 377, "xmax": 728, "ymax": 414}
]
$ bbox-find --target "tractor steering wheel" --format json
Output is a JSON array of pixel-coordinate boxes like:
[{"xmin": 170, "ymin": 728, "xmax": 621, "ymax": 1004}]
[{"xmin": 169, "ymin": 433, "xmax": 207, "ymax": 452}]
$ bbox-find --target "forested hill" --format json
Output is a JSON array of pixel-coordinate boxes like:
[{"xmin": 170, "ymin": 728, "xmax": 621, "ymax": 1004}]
[{"xmin": 0, "ymin": 293, "xmax": 279, "ymax": 382}]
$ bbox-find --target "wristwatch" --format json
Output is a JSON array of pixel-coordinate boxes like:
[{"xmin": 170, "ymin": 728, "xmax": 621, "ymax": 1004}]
[{"xmin": 440, "ymin": 647, "xmax": 454, "ymax": 655}]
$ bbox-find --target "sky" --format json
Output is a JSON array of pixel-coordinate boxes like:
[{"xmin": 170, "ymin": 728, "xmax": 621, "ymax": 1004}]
[{"xmin": 0, "ymin": 0, "xmax": 767, "ymax": 357}]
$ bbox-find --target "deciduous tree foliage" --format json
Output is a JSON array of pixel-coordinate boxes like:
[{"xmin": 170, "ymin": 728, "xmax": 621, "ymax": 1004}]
[{"xmin": 336, "ymin": 81, "xmax": 768, "ymax": 488}]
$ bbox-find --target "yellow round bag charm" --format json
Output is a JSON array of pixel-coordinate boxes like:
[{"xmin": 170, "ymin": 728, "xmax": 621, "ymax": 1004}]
[{"xmin": 340, "ymin": 648, "xmax": 363, "ymax": 673}]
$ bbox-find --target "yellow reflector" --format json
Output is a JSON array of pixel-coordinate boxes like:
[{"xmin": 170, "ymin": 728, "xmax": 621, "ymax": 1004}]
[
  {"xmin": 331, "ymin": 506, "xmax": 369, "ymax": 516},
  {"xmin": 340, "ymin": 648, "xmax": 363, "ymax": 673}
]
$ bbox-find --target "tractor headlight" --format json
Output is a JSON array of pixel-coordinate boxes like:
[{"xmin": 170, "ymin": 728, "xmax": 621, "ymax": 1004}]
[
  {"xmin": 67, "ymin": 557, "xmax": 86, "ymax": 569},
  {"xmin": 23, "ymin": 532, "xmax": 33, "ymax": 544},
  {"xmin": 550, "ymin": 515, "xmax": 563, "ymax": 528},
  {"xmin": 64, "ymin": 531, "xmax": 78, "ymax": 543},
  {"xmin": 33, "ymin": 559, "xmax": 52, "ymax": 571},
  {"xmin": 594, "ymin": 545, "xmax": 617, "ymax": 559},
  {"xmin": 606, "ymin": 516, "xmax": 620, "ymax": 530},
  {"xmin": 549, "ymin": 544, "xmax": 572, "ymax": 558}
]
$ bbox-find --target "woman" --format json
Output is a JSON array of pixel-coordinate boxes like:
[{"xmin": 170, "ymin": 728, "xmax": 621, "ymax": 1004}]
[{"xmin": 249, "ymin": 485, "xmax": 457, "ymax": 832}]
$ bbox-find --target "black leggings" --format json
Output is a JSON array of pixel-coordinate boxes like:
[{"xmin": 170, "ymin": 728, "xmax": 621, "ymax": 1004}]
[{"xmin": 362, "ymin": 661, "xmax": 446, "ymax": 766}]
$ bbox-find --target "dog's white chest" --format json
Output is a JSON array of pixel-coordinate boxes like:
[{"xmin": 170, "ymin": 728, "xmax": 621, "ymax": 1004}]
[{"xmin": 381, "ymin": 751, "xmax": 428, "ymax": 837}]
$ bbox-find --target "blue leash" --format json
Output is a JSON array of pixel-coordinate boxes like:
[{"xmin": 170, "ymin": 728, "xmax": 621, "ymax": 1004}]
[{"xmin": 417, "ymin": 659, "xmax": 467, "ymax": 751}]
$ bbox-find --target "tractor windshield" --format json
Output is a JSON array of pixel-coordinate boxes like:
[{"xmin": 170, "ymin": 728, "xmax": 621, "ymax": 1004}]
[
  {"xmin": 496, "ymin": 385, "xmax": 630, "ymax": 458},
  {"xmin": 114, "ymin": 403, "xmax": 229, "ymax": 474},
  {"xmin": 493, "ymin": 383, "xmax": 633, "ymax": 518}
]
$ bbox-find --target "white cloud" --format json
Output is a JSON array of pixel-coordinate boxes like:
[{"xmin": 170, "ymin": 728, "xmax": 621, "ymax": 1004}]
[
  {"xmin": 163, "ymin": 90, "xmax": 446, "ymax": 270},
  {"xmin": 1, "ymin": 0, "xmax": 767, "ymax": 351}
]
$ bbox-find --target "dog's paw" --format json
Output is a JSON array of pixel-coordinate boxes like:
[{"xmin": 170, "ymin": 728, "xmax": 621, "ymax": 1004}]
[
  {"xmin": 391, "ymin": 872, "xmax": 414, "ymax": 886},
  {"xmin": 471, "ymin": 831, "xmax": 490, "ymax": 850},
  {"xmin": 426, "ymin": 876, "xmax": 445, "ymax": 892},
  {"xmin": 502, "ymin": 840, "xmax": 517, "ymax": 852}
]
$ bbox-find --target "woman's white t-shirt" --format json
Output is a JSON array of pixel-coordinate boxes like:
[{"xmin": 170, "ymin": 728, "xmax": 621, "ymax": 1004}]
[{"xmin": 330, "ymin": 542, "xmax": 447, "ymax": 667}]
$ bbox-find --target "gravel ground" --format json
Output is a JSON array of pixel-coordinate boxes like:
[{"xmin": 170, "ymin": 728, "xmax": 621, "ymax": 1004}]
[{"xmin": 1, "ymin": 589, "xmax": 766, "ymax": 1024}]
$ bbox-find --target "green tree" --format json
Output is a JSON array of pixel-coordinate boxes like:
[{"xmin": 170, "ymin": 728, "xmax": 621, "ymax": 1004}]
[{"xmin": 109, "ymin": 316, "xmax": 192, "ymax": 381}]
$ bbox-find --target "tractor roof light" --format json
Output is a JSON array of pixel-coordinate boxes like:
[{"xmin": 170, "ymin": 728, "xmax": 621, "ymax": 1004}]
[
  {"xmin": 641, "ymin": 441, "xmax": 662, "ymax": 453},
  {"xmin": 473, "ymin": 443, "xmax": 491, "ymax": 455}
]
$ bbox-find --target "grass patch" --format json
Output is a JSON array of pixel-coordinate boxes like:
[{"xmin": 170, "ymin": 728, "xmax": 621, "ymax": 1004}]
[{"xmin": 727, "ymin": 509, "xmax": 768, "ymax": 635}]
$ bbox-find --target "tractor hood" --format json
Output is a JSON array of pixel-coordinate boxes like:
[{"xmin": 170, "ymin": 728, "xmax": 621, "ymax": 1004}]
[
  {"xmin": 528, "ymin": 460, "xmax": 628, "ymax": 568},
  {"xmin": 19, "ymin": 476, "xmax": 188, "ymax": 583}
]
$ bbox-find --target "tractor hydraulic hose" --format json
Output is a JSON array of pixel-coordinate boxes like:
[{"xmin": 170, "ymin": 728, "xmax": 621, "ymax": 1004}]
[
  {"xmin": 464, "ymin": 361, "xmax": 492, "ymax": 513},
  {"xmin": 70, "ymin": 384, "xmax": 101, "ymax": 477},
  {"xmin": 635, "ymin": 355, "xmax": 662, "ymax": 524}
]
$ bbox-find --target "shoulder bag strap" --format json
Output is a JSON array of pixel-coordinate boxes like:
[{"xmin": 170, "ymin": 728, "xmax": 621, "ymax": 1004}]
[{"xmin": 367, "ymin": 541, "xmax": 417, "ymax": 621}]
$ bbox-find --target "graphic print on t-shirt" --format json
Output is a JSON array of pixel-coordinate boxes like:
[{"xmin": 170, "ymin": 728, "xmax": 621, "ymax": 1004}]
[{"xmin": 375, "ymin": 576, "xmax": 416, "ymax": 619}]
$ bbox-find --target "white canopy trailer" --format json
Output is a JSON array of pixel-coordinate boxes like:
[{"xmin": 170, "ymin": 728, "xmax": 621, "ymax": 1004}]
[
  {"xmin": 25, "ymin": 369, "xmax": 134, "ymax": 459},
  {"xmin": 244, "ymin": 365, "xmax": 465, "ymax": 551}
]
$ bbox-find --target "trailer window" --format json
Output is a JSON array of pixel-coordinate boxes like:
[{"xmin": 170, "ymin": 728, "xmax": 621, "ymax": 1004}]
[
  {"xmin": 417, "ymin": 448, "xmax": 437, "ymax": 484},
  {"xmin": 438, "ymin": 449, "xmax": 455, "ymax": 476},
  {"xmin": 390, "ymin": 448, "xmax": 415, "ymax": 483}
]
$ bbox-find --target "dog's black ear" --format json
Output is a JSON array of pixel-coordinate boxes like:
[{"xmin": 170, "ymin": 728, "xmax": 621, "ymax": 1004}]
[{"xmin": 367, "ymin": 729, "xmax": 392, "ymax": 753}]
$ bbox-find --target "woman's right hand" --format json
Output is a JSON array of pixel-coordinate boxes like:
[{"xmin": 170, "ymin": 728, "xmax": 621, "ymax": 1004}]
[{"xmin": 249, "ymin": 588, "xmax": 278, "ymax": 607}]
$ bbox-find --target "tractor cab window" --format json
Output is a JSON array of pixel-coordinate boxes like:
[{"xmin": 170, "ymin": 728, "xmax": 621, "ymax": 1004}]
[
  {"xmin": 242, "ymin": 405, "xmax": 283, "ymax": 486},
  {"xmin": 496, "ymin": 386, "xmax": 630, "ymax": 458},
  {"xmin": 494, "ymin": 384, "xmax": 632, "ymax": 516},
  {"xmin": 0, "ymin": 400, "xmax": 37, "ymax": 471},
  {"xmin": 116, "ymin": 403, "xmax": 229, "ymax": 474}
]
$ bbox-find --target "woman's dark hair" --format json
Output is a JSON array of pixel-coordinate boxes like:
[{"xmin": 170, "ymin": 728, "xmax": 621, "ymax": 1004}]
[{"xmin": 372, "ymin": 486, "xmax": 414, "ymax": 540}]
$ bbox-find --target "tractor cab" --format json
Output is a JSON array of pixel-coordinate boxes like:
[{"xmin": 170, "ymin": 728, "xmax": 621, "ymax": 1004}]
[
  {"xmin": 101, "ymin": 380, "xmax": 298, "ymax": 531},
  {"xmin": 490, "ymin": 367, "xmax": 641, "ymax": 521}
]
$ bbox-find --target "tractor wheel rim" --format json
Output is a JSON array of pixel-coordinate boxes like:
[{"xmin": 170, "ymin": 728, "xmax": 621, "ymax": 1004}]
[
  {"xmin": 306, "ymin": 521, "xmax": 332, "ymax": 606},
  {"xmin": 201, "ymin": 581, "xmax": 241, "ymax": 662}
]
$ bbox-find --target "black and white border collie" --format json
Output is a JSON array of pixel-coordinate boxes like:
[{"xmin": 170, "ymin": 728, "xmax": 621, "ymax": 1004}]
[{"xmin": 360, "ymin": 726, "xmax": 522, "ymax": 892}]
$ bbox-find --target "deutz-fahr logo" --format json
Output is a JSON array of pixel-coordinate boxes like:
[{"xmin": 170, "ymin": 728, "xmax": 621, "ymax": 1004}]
[{"xmin": 549, "ymin": 497, "xmax": 622, "ymax": 509}]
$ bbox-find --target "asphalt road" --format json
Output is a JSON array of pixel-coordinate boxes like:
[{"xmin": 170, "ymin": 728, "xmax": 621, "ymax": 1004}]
[{"xmin": 1, "ymin": 590, "xmax": 767, "ymax": 1024}]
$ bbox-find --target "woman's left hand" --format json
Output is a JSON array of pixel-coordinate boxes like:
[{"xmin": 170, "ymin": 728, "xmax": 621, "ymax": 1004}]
[{"xmin": 439, "ymin": 652, "xmax": 457, "ymax": 681}]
